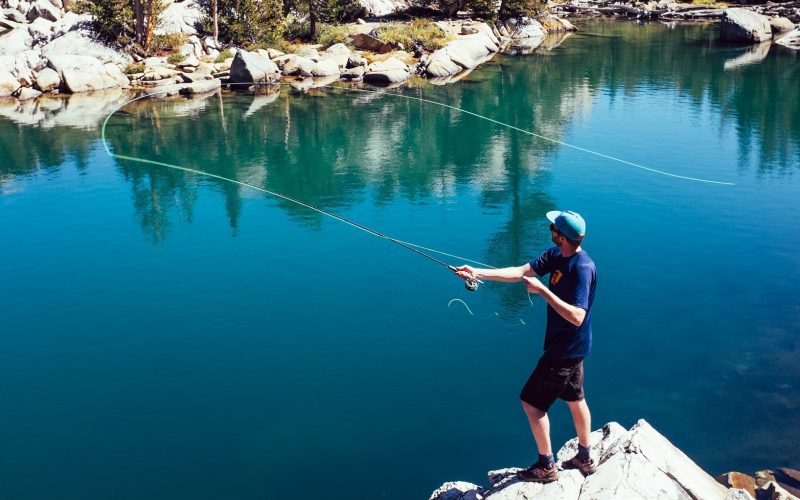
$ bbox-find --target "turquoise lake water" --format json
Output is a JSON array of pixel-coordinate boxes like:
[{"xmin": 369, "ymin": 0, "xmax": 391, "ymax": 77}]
[{"xmin": 1, "ymin": 20, "xmax": 799, "ymax": 499}]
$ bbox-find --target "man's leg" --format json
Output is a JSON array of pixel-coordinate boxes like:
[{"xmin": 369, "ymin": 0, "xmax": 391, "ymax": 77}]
[
  {"xmin": 566, "ymin": 399, "xmax": 591, "ymax": 448},
  {"xmin": 522, "ymin": 400, "xmax": 552, "ymax": 456}
]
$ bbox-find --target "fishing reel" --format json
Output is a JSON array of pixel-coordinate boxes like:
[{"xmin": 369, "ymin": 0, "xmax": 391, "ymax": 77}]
[{"xmin": 464, "ymin": 277, "xmax": 480, "ymax": 292}]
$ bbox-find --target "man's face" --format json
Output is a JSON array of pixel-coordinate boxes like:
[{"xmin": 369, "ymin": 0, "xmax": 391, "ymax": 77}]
[{"xmin": 550, "ymin": 223, "xmax": 565, "ymax": 247}]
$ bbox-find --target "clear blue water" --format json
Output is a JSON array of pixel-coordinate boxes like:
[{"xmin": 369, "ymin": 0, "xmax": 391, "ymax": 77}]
[{"xmin": 1, "ymin": 20, "xmax": 799, "ymax": 499}]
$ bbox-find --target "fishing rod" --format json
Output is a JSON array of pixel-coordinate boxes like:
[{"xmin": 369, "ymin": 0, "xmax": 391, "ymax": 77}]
[{"xmin": 101, "ymin": 85, "xmax": 485, "ymax": 291}]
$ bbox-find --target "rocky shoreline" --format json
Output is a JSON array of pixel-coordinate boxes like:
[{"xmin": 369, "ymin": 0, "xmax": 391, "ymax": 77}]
[
  {"xmin": 430, "ymin": 419, "xmax": 800, "ymax": 500},
  {"xmin": 1, "ymin": 0, "xmax": 798, "ymax": 103}
]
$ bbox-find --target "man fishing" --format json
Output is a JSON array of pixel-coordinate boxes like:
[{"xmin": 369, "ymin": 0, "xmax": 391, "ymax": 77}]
[{"xmin": 455, "ymin": 210, "xmax": 597, "ymax": 483}]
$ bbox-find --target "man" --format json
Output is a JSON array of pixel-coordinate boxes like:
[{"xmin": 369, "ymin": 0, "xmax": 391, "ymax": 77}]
[{"xmin": 455, "ymin": 210, "xmax": 597, "ymax": 483}]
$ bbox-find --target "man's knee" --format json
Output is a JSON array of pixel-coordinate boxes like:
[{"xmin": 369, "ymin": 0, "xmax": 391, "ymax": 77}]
[{"xmin": 521, "ymin": 399, "xmax": 547, "ymax": 418}]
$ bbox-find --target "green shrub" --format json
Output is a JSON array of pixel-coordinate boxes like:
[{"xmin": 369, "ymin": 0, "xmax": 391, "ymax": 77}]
[
  {"xmin": 151, "ymin": 33, "xmax": 189, "ymax": 53},
  {"xmin": 196, "ymin": 0, "xmax": 284, "ymax": 46},
  {"xmin": 167, "ymin": 52, "xmax": 186, "ymax": 65},
  {"xmin": 376, "ymin": 19, "xmax": 449, "ymax": 52},
  {"xmin": 316, "ymin": 24, "xmax": 351, "ymax": 47},
  {"xmin": 124, "ymin": 63, "xmax": 146, "ymax": 74},
  {"xmin": 213, "ymin": 48, "xmax": 235, "ymax": 63}
]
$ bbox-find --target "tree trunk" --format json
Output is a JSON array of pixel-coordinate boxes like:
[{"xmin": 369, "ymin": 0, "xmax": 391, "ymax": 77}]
[
  {"xmin": 144, "ymin": 0, "xmax": 157, "ymax": 53},
  {"xmin": 133, "ymin": 0, "xmax": 145, "ymax": 46},
  {"xmin": 309, "ymin": 0, "xmax": 316, "ymax": 40},
  {"xmin": 212, "ymin": 0, "xmax": 218, "ymax": 44}
]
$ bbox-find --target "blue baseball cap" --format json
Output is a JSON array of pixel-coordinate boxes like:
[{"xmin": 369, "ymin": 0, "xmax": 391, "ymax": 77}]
[{"xmin": 546, "ymin": 210, "xmax": 586, "ymax": 240}]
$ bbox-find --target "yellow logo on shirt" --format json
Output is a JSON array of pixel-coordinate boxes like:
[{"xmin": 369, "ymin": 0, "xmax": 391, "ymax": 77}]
[{"xmin": 550, "ymin": 270, "xmax": 563, "ymax": 286}]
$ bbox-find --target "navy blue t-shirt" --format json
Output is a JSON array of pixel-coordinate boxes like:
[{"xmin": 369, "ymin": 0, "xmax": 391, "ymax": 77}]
[{"xmin": 530, "ymin": 247, "xmax": 597, "ymax": 359}]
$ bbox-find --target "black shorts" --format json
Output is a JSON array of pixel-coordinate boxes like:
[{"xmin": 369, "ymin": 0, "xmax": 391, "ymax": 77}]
[{"xmin": 520, "ymin": 354, "xmax": 585, "ymax": 412}]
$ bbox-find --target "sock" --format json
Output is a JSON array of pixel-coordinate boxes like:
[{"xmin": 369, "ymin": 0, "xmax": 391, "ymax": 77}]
[
  {"xmin": 577, "ymin": 444, "xmax": 591, "ymax": 461},
  {"xmin": 537, "ymin": 453, "xmax": 555, "ymax": 468}
]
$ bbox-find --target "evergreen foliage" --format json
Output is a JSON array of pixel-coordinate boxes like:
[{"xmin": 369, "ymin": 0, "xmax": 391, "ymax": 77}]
[
  {"xmin": 197, "ymin": 0, "xmax": 285, "ymax": 46},
  {"xmin": 76, "ymin": 0, "xmax": 166, "ymax": 53}
]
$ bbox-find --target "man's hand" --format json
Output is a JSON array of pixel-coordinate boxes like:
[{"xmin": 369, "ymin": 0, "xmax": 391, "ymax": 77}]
[
  {"xmin": 522, "ymin": 276, "xmax": 546, "ymax": 294},
  {"xmin": 454, "ymin": 264, "xmax": 476, "ymax": 281}
]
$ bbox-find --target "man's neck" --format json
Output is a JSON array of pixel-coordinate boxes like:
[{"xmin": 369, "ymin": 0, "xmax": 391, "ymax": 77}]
[{"xmin": 560, "ymin": 245, "xmax": 582, "ymax": 258}]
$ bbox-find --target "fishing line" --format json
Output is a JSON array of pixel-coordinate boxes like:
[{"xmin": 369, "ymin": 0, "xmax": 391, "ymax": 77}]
[
  {"xmin": 101, "ymin": 86, "xmax": 488, "ymax": 292},
  {"xmin": 312, "ymin": 84, "xmax": 735, "ymax": 186}
]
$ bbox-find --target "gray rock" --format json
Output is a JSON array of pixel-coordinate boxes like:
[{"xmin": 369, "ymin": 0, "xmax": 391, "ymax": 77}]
[
  {"xmin": 28, "ymin": 16, "xmax": 53, "ymax": 38},
  {"xmin": 363, "ymin": 57, "xmax": 410, "ymax": 84},
  {"xmin": 721, "ymin": 8, "xmax": 772, "ymax": 44},
  {"xmin": 429, "ymin": 481, "xmax": 484, "ymax": 500},
  {"xmin": 424, "ymin": 51, "xmax": 462, "ymax": 78},
  {"xmin": 725, "ymin": 488, "xmax": 754, "ymax": 499},
  {"xmin": 350, "ymin": 33, "xmax": 393, "ymax": 54},
  {"xmin": 341, "ymin": 66, "xmax": 365, "ymax": 80},
  {"xmin": 41, "ymin": 29, "xmax": 132, "ymax": 66},
  {"xmin": 8, "ymin": 0, "xmax": 20, "ymax": 9},
  {"xmin": 776, "ymin": 29, "xmax": 800, "ymax": 50},
  {"xmin": 0, "ymin": 28, "xmax": 33, "ymax": 56},
  {"xmin": 502, "ymin": 17, "xmax": 546, "ymax": 39},
  {"xmin": 621, "ymin": 420, "xmax": 727, "ymax": 499},
  {"xmin": 758, "ymin": 480, "xmax": 797, "ymax": 500},
  {"xmin": 14, "ymin": 86, "xmax": 41, "ymax": 100},
  {"xmin": 48, "ymin": 56, "xmax": 128, "ymax": 93},
  {"xmin": 34, "ymin": 66, "xmax": 59, "ymax": 91},
  {"xmin": 230, "ymin": 48, "xmax": 280, "ymax": 84},
  {"xmin": 3, "ymin": 7, "xmax": 26, "ymax": 23},
  {"xmin": 155, "ymin": 0, "xmax": 202, "ymax": 36},
  {"xmin": 0, "ymin": 70, "xmax": 20, "ymax": 97},
  {"xmin": 358, "ymin": 0, "xmax": 410, "ymax": 17},
  {"xmin": 325, "ymin": 43, "xmax": 351, "ymax": 55},
  {"xmin": 581, "ymin": 451, "xmax": 692, "ymax": 499},
  {"xmin": 461, "ymin": 25, "xmax": 480, "ymax": 35},
  {"xmin": 347, "ymin": 53, "xmax": 367, "ymax": 68},
  {"xmin": 768, "ymin": 17, "xmax": 795, "ymax": 34},
  {"xmin": 179, "ymin": 79, "xmax": 221, "ymax": 95},
  {"xmin": 556, "ymin": 421, "xmax": 629, "ymax": 467},
  {"xmin": 311, "ymin": 58, "xmax": 341, "ymax": 77},
  {"xmin": 266, "ymin": 48, "xmax": 284, "ymax": 59},
  {"xmin": 178, "ymin": 55, "xmax": 200, "ymax": 68},
  {"xmin": 282, "ymin": 55, "xmax": 315, "ymax": 77},
  {"xmin": 27, "ymin": 0, "xmax": 60, "ymax": 22}
]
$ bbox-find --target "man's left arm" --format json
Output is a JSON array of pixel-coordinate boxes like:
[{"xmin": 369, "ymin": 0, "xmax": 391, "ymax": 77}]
[
  {"xmin": 524, "ymin": 278, "xmax": 587, "ymax": 326},
  {"xmin": 523, "ymin": 264, "xmax": 592, "ymax": 327}
]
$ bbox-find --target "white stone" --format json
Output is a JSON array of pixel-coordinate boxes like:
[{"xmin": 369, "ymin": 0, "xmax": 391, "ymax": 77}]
[
  {"xmin": 556, "ymin": 421, "xmax": 629, "ymax": 467},
  {"xmin": 428, "ymin": 481, "xmax": 484, "ymax": 500},
  {"xmin": 34, "ymin": 66, "xmax": 59, "ymax": 91},
  {"xmin": 14, "ymin": 85, "xmax": 41, "ymax": 100},
  {"xmin": 0, "ymin": 69, "xmax": 20, "ymax": 97},
  {"xmin": 179, "ymin": 78, "xmax": 220, "ymax": 95},
  {"xmin": 425, "ymin": 51, "xmax": 462, "ymax": 78},
  {"xmin": 721, "ymin": 8, "xmax": 772, "ymax": 44},
  {"xmin": 580, "ymin": 451, "xmax": 691, "ymax": 499},
  {"xmin": 3, "ymin": 7, "xmax": 26, "ymax": 23},
  {"xmin": 776, "ymin": 29, "xmax": 800, "ymax": 50},
  {"xmin": 282, "ymin": 55, "xmax": 315, "ymax": 77},
  {"xmin": 311, "ymin": 58, "xmax": 341, "ymax": 77},
  {"xmin": 622, "ymin": 420, "xmax": 727, "ymax": 499},
  {"xmin": 725, "ymin": 488, "xmax": 755, "ymax": 499},
  {"xmin": 27, "ymin": 0, "xmax": 60, "ymax": 22},
  {"xmin": 229, "ymin": 48, "xmax": 279, "ymax": 84},
  {"xmin": 0, "ymin": 28, "xmax": 33, "ymax": 56},
  {"xmin": 41, "ymin": 29, "xmax": 132, "ymax": 66},
  {"xmin": 155, "ymin": 0, "xmax": 202, "ymax": 36},
  {"xmin": 357, "ymin": 0, "xmax": 410, "ymax": 17},
  {"xmin": 364, "ymin": 58, "xmax": 410, "ymax": 84},
  {"xmin": 28, "ymin": 16, "xmax": 53, "ymax": 38}
]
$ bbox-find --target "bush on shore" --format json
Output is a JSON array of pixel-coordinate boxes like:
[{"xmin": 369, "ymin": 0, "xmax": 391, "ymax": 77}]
[{"xmin": 377, "ymin": 19, "xmax": 450, "ymax": 52}]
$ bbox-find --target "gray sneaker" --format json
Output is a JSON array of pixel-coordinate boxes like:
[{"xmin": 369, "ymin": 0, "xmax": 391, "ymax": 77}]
[
  {"xmin": 564, "ymin": 455, "xmax": 597, "ymax": 475},
  {"xmin": 517, "ymin": 463, "xmax": 559, "ymax": 483}
]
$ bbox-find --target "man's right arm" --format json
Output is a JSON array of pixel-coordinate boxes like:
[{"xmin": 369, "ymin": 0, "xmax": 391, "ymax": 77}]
[{"xmin": 455, "ymin": 263, "xmax": 537, "ymax": 283}]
